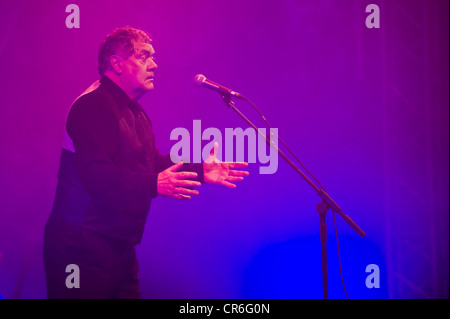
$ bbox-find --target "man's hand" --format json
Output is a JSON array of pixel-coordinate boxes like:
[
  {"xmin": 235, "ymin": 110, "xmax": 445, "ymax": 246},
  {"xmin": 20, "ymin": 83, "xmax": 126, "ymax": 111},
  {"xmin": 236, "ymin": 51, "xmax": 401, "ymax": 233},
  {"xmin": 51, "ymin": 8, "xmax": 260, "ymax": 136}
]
[
  {"xmin": 203, "ymin": 142, "xmax": 249, "ymax": 188},
  {"xmin": 157, "ymin": 161, "xmax": 201, "ymax": 200}
]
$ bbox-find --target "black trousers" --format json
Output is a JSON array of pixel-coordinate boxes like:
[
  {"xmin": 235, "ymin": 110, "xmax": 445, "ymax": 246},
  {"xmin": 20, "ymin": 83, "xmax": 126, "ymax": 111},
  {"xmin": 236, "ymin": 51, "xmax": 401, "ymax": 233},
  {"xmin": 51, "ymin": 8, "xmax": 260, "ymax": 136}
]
[{"xmin": 43, "ymin": 217, "xmax": 140, "ymax": 299}]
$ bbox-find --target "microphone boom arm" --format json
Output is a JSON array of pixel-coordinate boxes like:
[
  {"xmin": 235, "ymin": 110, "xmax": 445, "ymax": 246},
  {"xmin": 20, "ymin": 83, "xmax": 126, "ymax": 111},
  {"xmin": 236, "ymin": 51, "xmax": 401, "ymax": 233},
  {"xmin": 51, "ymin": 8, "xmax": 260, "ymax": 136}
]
[{"xmin": 221, "ymin": 94, "xmax": 366, "ymax": 237}]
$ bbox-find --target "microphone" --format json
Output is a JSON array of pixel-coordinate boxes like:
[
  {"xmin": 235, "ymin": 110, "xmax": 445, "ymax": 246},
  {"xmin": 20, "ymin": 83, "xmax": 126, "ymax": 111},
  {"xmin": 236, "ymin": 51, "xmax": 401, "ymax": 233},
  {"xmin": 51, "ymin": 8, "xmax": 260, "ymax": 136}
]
[{"xmin": 194, "ymin": 74, "xmax": 245, "ymax": 100}]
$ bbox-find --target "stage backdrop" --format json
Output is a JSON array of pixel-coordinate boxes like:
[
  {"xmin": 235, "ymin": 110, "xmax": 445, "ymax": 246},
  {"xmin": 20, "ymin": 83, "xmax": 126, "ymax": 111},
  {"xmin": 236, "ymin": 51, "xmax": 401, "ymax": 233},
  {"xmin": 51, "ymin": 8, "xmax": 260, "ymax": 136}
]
[{"xmin": 0, "ymin": 0, "xmax": 448, "ymax": 299}]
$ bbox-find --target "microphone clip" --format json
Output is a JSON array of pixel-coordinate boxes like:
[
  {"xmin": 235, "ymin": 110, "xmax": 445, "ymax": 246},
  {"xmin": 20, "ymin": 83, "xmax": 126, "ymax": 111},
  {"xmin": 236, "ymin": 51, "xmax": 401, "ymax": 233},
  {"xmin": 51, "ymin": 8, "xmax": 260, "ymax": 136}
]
[{"xmin": 222, "ymin": 94, "xmax": 235, "ymax": 109}]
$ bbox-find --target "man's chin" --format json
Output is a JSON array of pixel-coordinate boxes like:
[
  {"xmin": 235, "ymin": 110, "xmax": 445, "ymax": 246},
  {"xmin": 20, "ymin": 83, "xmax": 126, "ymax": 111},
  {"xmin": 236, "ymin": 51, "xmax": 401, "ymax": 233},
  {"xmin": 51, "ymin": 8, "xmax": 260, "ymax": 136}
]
[
  {"xmin": 133, "ymin": 85, "xmax": 154, "ymax": 100},
  {"xmin": 143, "ymin": 82, "xmax": 154, "ymax": 91}
]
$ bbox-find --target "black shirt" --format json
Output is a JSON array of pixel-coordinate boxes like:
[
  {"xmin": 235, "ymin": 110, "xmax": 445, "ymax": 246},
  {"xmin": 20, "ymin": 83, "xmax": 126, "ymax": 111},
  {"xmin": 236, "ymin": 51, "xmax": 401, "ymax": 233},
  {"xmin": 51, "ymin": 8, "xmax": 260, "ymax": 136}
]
[{"xmin": 50, "ymin": 76, "xmax": 203, "ymax": 245}]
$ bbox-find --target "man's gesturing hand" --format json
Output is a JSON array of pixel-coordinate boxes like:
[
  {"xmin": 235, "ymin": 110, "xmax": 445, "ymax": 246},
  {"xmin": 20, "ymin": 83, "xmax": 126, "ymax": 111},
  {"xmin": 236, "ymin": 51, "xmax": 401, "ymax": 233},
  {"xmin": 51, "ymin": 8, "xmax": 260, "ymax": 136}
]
[
  {"xmin": 203, "ymin": 142, "xmax": 249, "ymax": 188},
  {"xmin": 157, "ymin": 161, "xmax": 201, "ymax": 200}
]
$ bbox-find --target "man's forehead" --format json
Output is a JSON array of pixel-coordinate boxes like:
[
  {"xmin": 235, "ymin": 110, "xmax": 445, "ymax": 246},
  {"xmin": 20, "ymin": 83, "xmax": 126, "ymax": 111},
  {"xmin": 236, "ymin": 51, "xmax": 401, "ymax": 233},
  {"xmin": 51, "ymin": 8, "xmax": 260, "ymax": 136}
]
[{"xmin": 134, "ymin": 42, "xmax": 154, "ymax": 54}]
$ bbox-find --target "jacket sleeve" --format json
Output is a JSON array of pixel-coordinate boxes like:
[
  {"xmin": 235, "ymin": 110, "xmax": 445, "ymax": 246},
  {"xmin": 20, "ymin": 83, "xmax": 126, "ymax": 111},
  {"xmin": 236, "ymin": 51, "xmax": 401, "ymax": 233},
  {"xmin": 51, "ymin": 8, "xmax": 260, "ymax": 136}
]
[{"xmin": 67, "ymin": 94, "xmax": 158, "ymax": 213}]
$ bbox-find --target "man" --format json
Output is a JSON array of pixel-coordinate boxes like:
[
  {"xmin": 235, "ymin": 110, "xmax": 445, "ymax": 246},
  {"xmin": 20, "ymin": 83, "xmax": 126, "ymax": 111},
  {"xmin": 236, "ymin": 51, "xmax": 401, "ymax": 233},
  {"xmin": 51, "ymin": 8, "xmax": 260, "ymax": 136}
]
[{"xmin": 44, "ymin": 26, "xmax": 248, "ymax": 299}]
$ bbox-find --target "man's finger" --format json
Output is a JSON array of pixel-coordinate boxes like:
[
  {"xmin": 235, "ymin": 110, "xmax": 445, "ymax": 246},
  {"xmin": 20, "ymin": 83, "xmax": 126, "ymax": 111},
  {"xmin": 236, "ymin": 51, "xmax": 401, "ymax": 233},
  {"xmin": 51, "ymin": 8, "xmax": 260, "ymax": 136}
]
[
  {"xmin": 175, "ymin": 187, "xmax": 199, "ymax": 196},
  {"xmin": 228, "ymin": 170, "xmax": 249, "ymax": 177},
  {"xmin": 174, "ymin": 171, "xmax": 198, "ymax": 179},
  {"xmin": 225, "ymin": 176, "xmax": 244, "ymax": 182},
  {"xmin": 177, "ymin": 180, "xmax": 202, "ymax": 188},
  {"xmin": 174, "ymin": 193, "xmax": 191, "ymax": 200},
  {"xmin": 221, "ymin": 181, "xmax": 237, "ymax": 188},
  {"xmin": 167, "ymin": 161, "xmax": 184, "ymax": 172},
  {"xmin": 228, "ymin": 162, "xmax": 248, "ymax": 169}
]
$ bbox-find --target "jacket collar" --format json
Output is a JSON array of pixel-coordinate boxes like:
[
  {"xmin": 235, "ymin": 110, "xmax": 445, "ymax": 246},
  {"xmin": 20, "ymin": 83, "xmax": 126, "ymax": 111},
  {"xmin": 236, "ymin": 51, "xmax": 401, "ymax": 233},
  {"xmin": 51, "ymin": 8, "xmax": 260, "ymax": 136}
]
[{"xmin": 100, "ymin": 75, "xmax": 135, "ymax": 109}]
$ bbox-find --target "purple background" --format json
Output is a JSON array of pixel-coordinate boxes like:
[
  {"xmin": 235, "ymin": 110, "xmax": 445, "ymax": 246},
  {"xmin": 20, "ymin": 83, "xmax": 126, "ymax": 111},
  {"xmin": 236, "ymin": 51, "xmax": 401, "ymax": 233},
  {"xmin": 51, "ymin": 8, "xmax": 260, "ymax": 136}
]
[{"xmin": 0, "ymin": 0, "xmax": 448, "ymax": 299}]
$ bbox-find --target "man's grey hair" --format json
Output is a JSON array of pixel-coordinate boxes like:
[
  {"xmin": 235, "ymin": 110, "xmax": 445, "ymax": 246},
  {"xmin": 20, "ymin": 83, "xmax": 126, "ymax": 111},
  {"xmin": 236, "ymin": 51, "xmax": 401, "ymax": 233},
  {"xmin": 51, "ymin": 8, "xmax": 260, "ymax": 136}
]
[{"xmin": 98, "ymin": 26, "xmax": 152, "ymax": 75}]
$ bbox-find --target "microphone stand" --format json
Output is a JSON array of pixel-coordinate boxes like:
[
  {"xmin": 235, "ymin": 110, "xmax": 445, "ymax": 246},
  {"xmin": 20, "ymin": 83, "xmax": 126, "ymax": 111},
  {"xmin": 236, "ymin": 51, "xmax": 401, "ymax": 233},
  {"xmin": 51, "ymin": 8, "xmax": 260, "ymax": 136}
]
[{"xmin": 221, "ymin": 94, "xmax": 366, "ymax": 299}]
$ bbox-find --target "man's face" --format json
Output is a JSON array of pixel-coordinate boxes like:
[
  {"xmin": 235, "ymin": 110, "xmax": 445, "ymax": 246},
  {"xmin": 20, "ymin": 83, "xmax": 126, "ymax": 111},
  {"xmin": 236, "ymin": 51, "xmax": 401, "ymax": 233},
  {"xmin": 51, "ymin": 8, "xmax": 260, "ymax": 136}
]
[{"xmin": 120, "ymin": 41, "xmax": 157, "ymax": 98}]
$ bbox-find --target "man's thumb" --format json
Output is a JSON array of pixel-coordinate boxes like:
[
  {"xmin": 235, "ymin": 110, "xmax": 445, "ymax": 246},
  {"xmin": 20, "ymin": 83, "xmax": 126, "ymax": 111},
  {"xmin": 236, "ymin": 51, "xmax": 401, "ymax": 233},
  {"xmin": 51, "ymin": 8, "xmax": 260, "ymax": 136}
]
[
  {"xmin": 210, "ymin": 142, "xmax": 219, "ymax": 157},
  {"xmin": 168, "ymin": 161, "xmax": 183, "ymax": 172}
]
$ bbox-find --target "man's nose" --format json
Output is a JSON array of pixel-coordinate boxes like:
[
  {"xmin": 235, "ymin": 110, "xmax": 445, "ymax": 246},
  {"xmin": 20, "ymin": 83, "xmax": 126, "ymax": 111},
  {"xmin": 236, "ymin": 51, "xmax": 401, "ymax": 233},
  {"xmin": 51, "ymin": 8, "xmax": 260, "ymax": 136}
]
[{"xmin": 148, "ymin": 58, "xmax": 157, "ymax": 70}]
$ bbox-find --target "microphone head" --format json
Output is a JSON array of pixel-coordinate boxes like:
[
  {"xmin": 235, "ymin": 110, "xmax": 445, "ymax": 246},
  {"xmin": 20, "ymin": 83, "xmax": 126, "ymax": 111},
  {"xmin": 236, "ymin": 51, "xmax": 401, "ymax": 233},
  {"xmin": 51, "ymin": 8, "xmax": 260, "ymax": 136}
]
[{"xmin": 194, "ymin": 74, "xmax": 206, "ymax": 86}]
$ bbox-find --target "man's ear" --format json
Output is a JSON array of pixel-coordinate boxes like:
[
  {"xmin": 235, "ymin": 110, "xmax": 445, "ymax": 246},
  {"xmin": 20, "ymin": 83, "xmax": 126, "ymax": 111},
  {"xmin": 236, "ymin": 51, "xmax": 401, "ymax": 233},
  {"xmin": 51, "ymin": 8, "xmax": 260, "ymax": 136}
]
[{"xmin": 109, "ymin": 55, "xmax": 122, "ymax": 74}]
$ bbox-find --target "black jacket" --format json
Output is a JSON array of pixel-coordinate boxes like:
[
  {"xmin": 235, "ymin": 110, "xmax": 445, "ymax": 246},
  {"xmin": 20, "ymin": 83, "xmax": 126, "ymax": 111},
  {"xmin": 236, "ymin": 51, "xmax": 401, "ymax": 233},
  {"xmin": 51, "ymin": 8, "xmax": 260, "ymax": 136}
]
[{"xmin": 49, "ymin": 76, "xmax": 203, "ymax": 245}]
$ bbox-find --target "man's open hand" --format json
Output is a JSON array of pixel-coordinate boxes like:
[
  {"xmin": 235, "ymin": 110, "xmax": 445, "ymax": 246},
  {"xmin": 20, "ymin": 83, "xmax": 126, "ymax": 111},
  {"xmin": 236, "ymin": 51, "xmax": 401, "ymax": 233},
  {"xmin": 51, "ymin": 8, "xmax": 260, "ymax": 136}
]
[
  {"xmin": 203, "ymin": 142, "xmax": 249, "ymax": 188},
  {"xmin": 157, "ymin": 161, "xmax": 201, "ymax": 200}
]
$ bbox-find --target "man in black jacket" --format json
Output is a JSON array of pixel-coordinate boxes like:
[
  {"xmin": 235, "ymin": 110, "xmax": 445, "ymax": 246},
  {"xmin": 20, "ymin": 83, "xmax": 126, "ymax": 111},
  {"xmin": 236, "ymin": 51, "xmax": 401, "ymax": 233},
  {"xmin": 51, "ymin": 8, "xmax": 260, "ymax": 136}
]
[{"xmin": 44, "ymin": 26, "xmax": 248, "ymax": 299}]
